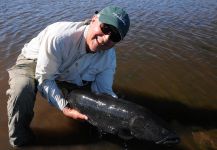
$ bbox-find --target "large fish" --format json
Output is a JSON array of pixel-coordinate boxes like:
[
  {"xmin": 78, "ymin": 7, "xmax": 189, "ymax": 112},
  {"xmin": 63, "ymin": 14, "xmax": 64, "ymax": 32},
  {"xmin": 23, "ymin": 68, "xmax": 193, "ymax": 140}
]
[{"xmin": 67, "ymin": 90, "xmax": 180, "ymax": 145}]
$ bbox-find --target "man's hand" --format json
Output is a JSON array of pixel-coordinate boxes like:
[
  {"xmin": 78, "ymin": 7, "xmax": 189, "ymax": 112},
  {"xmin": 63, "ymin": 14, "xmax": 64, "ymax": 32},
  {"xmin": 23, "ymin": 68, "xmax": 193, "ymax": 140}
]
[{"xmin": 62, "ymin": 106, "xmax": 88, "ymax": 120}]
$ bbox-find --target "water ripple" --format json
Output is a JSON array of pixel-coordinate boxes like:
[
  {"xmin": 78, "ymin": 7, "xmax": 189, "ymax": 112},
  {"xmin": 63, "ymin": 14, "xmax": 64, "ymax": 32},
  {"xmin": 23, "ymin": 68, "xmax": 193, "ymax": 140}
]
[{"xmin": 0, "ymin": 0, "xmax": 217, "ymax": 102}]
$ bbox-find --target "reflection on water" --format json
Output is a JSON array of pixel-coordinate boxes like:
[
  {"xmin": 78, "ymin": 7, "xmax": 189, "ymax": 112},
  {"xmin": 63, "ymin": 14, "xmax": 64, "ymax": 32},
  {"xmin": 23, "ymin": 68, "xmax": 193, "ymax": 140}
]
[{"xmin": 0, "ymin": 0, "xmax": 217, "ymax": 149}]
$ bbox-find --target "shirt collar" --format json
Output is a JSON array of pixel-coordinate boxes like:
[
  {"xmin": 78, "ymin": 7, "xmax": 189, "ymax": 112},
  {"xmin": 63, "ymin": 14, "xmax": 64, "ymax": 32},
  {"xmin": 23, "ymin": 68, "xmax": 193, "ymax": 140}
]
[{"xmin": 79, "ymin": 25, "xmax": 89, "ymax": 55}]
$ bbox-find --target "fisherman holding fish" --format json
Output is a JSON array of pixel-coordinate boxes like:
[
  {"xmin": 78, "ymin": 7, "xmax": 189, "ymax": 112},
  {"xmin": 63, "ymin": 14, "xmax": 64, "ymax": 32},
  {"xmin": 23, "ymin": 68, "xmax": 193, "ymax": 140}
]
[{"xmin": 6, "ymin": 6, "xmax": 130, "ymax": 147}]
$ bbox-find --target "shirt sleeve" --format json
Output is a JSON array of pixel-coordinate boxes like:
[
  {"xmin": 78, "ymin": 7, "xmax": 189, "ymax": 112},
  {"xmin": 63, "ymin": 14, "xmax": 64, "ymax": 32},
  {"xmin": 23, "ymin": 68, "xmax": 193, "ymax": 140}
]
[
  {"xmin": 35, "ymin": 35, "xmax": 62, "ymax": 84},
  {"xmin": 38, "ymin": 79, "xmax": 68, "ymax": 110},
  {"xmin": 91, "ymin": 68, "xmax": 118, "ymax": 98},
  {"xmin": 35, "ymin": 34, "xmax": 68, "ymax": 110}
]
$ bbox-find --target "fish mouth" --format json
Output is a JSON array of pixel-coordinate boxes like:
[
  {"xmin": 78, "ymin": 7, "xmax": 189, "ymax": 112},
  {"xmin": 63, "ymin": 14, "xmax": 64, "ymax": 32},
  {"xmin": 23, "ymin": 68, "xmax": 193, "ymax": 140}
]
[{"xmin": 156, "ymin": 133, "xmax": 180, "ymax": 145}]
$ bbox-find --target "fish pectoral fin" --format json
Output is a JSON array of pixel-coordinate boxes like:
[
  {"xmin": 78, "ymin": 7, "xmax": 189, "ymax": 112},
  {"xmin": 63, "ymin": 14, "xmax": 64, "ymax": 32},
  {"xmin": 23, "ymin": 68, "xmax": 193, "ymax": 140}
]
[{"xmin": 118, "ymin": 128, "xmax": 133, "ymax": 140}]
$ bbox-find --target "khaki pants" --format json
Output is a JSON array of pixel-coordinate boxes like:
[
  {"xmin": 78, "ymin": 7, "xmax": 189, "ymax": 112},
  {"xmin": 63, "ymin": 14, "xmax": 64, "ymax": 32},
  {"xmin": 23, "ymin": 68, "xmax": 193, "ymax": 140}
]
[
  {"xmin": 6, "ymin": 54, "xmax": 37, "ymax": 147},
  {"xmin": 6, "ymin": 54, "xmax": 90, "ymax": 147}
]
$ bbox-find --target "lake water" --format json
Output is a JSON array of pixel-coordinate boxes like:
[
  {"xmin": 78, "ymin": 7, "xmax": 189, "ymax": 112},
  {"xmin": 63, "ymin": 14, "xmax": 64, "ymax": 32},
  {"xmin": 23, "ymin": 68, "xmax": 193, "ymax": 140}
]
[{"xmin": 0, "ymin": 0, "xmax": 217, "ymax": 149}]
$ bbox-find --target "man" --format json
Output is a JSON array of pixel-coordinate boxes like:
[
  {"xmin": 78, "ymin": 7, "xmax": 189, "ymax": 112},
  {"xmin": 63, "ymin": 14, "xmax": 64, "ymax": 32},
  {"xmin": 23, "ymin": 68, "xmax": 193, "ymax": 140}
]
[{"xmin": 6, "ymin": 6, "xmax": 130, "ymax": 147}]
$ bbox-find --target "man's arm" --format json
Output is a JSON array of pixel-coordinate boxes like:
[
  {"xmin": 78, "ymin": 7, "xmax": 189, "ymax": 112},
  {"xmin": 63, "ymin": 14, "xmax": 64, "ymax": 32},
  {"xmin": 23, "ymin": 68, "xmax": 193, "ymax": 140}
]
[
  {"xmin": 91, "ymin": 68, "xmax": 117, "ymax": 98},
  {"xmin": 35, "ymin": 33, "xmax": 87, "ymax": 120},
  {"xmin": 38, "ymin": 79, "xmax": 68, "ymax": 110},
  {"xmin": 38, "ymin": 79, "xmax": 87, "ymax": 120}
]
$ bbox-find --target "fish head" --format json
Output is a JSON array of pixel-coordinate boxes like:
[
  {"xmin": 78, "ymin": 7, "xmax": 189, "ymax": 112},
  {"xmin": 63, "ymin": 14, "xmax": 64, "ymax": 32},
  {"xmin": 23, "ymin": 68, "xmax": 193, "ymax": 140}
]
[{"xmin": 129, "ymin": 116, "xmax": 180, "ymax": 146}]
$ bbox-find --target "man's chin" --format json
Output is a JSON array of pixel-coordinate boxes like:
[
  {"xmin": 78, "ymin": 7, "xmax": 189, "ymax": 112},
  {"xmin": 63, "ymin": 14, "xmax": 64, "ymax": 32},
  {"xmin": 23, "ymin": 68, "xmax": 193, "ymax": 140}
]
[
  {"xmin": 87, "ymin": 44, "xmax": 110, "ymax": 53},
  {"xmin": 86, "ymin": 46, "xmax": 98, "ymax": 53},
  {"xmin": 89, "ymin": 44, "xmax": 104, "ymax": 52}
]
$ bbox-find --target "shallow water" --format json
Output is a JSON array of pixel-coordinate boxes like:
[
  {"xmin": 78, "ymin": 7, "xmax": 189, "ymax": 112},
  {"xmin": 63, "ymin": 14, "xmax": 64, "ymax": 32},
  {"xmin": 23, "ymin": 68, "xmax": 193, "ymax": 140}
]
[{"xmin": 0, "ymin": 0, "xmax": 217, "ymax": 149}]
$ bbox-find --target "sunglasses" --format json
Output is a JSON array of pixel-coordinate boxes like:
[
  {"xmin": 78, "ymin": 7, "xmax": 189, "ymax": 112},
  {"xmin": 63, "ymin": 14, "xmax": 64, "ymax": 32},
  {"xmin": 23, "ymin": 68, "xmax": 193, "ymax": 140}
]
[{"xmin": 100, "ymin": 23, "xmax": 121, "ymax": 42}]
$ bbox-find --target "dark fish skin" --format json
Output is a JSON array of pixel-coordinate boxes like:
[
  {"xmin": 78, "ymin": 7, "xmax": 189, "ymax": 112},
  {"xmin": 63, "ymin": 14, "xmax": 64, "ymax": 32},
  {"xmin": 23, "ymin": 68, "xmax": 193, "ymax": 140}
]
[{"xmin": 67, "ymin": 90, "xmax": 180, "ymax": 145}]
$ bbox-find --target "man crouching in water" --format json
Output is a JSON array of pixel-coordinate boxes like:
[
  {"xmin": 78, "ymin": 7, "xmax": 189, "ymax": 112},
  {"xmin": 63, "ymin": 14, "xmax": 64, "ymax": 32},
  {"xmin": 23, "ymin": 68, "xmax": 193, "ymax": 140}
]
[{"xmin": 6, "ymin": 6, "xmax": 130, "ymax": 147}]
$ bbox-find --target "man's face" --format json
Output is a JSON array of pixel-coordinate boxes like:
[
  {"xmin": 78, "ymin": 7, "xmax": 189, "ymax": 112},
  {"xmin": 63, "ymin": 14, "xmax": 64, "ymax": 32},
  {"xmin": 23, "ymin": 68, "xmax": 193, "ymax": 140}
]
[{"xmin": 86, "ymin": 16, "xmax": 120, "ymax": 52}]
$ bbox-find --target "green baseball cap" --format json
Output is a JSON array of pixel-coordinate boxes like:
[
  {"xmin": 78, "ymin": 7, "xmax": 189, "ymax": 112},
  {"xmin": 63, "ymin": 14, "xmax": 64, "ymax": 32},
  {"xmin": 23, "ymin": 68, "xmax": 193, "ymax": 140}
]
[{"xmin": 97, "ymin": 6, "xmax": 130, "ymax": 40}]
